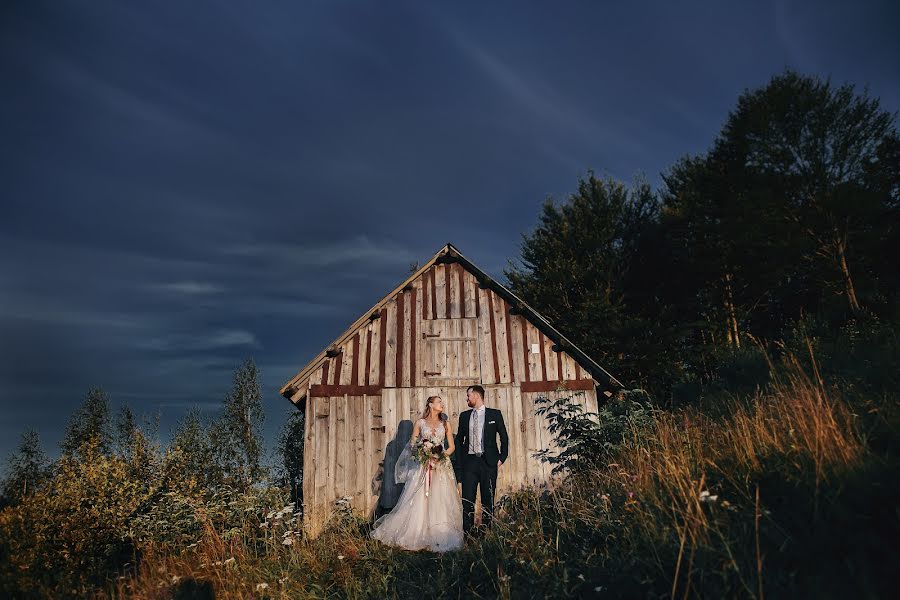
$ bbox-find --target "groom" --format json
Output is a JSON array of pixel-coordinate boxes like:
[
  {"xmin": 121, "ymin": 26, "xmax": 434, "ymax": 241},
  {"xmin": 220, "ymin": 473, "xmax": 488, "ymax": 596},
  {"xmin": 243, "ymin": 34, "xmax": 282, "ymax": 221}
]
[{"xmin": 453, "ymin": 384, "xmax": 509, "ymax": 535}]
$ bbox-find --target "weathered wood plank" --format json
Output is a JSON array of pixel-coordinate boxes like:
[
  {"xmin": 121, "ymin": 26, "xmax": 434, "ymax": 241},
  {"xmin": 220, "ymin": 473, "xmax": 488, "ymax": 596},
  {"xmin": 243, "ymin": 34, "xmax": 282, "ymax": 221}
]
[
  {"xmin": 444, "ymin": 262, "xmax": 452, "ymax": 319},
  {"xmin": 310, "ymin": 384, "xmax": 383, "ymax": 397},
  {"xmin": 487, "ymin": 291, "xmax": 501, "ymax": 384},
  {"xmin": 384, "ymin": 300, "xmax": 397, "ymax": 388},
  {"xmin": 430, "ymin": 267, "xmax": 437, "ymax": 320},
  {"xmin": 396, "ymin": 291, "xmax": 405, "ymax": 388},
  {"xmin": 411, "ymin": 283, "xmax": 420, "ymax": 387},
  {"xmin": 435, "ymin": 265, "xmax": 446, "ymax": 321},
  {"xmin": 351, "ymin": 332, "xmax": 360, "ymax": 386},
  {"xmin": 363, "ymin": 324, "xmax": 373, "ymax": 386},
  {"xmin": 493, "ymin": 294, "xmax": 511, "ymax": 383},
  {"xmin": 449, "ymin": 263, "xmax": 460, "ymax": 318}
]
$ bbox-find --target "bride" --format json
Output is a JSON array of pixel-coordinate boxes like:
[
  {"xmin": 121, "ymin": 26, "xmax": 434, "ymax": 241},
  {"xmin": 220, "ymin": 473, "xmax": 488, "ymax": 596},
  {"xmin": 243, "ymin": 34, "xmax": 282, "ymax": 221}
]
[{"xmin": 370, "ymin": 395, "xmax": 464, "ymax": 552}]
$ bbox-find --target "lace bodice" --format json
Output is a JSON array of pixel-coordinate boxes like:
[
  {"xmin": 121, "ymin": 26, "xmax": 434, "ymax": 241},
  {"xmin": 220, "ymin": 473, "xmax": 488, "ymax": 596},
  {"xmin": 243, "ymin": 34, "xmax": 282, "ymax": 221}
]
[{"xmin": 418, "ymin": 418, "xmax": 446, "ymax": 443}]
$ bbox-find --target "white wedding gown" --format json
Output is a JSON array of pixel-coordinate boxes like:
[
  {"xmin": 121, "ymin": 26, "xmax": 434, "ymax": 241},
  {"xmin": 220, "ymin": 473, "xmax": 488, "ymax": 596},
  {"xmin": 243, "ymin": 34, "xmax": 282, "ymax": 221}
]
[{"xmin": 370, "ymin": 418, "xmax": 464, "ymax": 552}]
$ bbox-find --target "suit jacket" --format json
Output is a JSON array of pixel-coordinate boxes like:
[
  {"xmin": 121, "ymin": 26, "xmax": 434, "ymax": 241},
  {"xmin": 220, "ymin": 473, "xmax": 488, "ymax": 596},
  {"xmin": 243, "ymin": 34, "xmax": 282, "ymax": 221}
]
[{"xmin": 453, "ymin": 407, "xmax": 509, "ymax": 474}]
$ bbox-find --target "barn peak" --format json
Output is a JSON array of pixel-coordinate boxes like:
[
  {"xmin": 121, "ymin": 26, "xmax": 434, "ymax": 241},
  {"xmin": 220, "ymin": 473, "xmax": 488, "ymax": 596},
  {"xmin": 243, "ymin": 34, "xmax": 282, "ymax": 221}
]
[{"xmin": 279, "ymin": 243, "xmax": 622, "ymax": 407}]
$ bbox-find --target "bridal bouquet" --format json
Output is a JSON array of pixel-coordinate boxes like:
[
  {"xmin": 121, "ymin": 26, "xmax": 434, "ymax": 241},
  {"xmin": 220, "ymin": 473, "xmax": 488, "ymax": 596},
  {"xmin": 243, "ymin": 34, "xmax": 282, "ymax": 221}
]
[
  {"xmin": 412, "ymin": 432, "xmax": 450, "ymax": 467},
  {"xmin": 412, "ymin": 432, "xmax": 450, "ymax": 497}
]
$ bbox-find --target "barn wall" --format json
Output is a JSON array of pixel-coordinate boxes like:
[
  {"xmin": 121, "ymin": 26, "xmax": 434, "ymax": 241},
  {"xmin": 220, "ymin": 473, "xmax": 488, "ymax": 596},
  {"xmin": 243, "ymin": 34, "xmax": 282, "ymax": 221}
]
[{"xmin": 300, "ymin": 262, "xmax": 601, "ymax": 538}]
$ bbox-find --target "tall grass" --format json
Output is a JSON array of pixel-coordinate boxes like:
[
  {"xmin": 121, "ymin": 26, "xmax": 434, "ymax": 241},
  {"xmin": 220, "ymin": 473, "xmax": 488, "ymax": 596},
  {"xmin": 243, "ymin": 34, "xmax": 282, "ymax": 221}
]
[{"xmin": 3, "ymin": 349, "xmax": 896, "ymax": 599}]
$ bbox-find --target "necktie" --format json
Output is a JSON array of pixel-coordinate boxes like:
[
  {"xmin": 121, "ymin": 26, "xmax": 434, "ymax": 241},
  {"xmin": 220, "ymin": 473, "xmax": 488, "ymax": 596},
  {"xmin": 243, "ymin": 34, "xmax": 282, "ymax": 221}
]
[{"xmin": 473, "ymin": 410, "xmax": 480, "ymax": 454}]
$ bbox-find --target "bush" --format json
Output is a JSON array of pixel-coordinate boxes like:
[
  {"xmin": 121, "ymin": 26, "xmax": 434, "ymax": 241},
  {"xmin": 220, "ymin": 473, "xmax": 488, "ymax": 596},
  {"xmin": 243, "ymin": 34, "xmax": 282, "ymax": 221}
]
[{"xmin": 533, "ymin": 388, "xmax": 656, "ymax": 474}]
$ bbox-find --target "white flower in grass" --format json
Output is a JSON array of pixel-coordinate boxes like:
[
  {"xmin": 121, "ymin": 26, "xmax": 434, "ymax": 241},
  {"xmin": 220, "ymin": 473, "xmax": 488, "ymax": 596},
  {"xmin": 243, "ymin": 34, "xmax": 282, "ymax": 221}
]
[
  {"xmin": 256, "ymin": 583, "xmax": 269, "ymax": 591},
  {"xmin": 699, "ymin": 490, "xmax": 718, "ymax": 503},
  {"xmin": 282, "ymin": 537, "xmax": 294, "ymax": 546},
  {"xmin": 278, "ymin": 577, "xmax": 289, "ymax": 585},
  {"xmin": 337, "ymin": 555, "xmax": 345, "ymax": 560}
]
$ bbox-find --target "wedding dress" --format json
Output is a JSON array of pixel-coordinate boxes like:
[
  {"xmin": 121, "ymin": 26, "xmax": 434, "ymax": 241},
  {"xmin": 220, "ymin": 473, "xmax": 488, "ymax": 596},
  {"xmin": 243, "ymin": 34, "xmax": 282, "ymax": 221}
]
[{"xmin": 370, "ymin": 418, "xmax": 464, "ymax": 552}]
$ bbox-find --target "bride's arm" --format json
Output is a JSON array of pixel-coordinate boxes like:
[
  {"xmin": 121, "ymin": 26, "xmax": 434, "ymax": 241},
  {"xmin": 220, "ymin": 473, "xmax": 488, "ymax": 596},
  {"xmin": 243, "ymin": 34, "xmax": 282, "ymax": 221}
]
[
  {"xmin": 411, "ymin": 419, "xmax": 421, "ymax": 446},
  {"xmin": 443, "ymin": 421, "xmax": 455, "ymax": 457}
]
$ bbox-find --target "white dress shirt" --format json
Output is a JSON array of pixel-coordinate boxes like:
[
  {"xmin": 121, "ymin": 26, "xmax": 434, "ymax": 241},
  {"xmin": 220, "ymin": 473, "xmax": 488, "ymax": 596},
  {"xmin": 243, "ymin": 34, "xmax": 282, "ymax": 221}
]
[{"xmin": 468, "ymin": 405, "xmax": 486, "ymax": 455}]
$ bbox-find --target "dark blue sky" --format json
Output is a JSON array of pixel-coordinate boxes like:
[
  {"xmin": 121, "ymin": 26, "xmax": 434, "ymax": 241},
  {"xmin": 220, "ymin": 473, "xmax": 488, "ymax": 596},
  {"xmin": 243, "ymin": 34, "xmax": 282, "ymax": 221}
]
[{"xmin": 2, "ymin": 0, "xmax": 898, "ymax": 471}]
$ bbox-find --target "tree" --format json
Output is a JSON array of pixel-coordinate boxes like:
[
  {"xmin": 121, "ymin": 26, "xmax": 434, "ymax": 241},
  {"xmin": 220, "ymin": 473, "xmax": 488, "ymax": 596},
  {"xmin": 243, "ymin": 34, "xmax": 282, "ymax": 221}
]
[
  {"xmin": 166, "ymin": 407, "xmax": 214, "ymax": 492},
  {"xmin": 61, "ymin": 386, "xmax": 113, "ymax": 458},
  {"xmin": 504, "ymin": 172, "xmax": 667, "ymax": 390},
  {"xmin": 1, "ymin": 429, "xmax": 50, "ymax": 506},
  {"xmin": 210, "ymin": 358, "xmax": 266, "ymax": 488},
  {"xmin": 710, "ymin": 70, "xmax": 898, "ymax": 314},
  {"xmin": 276, "ymin": 411, "xmax": 305, "ymax": 504}
]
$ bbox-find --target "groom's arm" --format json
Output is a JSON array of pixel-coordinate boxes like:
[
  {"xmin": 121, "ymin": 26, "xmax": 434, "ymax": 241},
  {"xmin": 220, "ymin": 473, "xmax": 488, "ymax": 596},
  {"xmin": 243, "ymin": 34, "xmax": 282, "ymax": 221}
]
[{"xmin": 497, "ymin": 411, "xmax": 509, "ymax": 466}]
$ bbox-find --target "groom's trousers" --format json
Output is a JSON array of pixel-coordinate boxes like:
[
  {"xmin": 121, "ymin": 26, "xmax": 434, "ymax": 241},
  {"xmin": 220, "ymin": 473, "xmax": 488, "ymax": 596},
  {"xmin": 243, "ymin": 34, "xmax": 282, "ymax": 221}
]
[{"xmin": 461, "ymin": 454, "xmax": 498, "ymax": 532}]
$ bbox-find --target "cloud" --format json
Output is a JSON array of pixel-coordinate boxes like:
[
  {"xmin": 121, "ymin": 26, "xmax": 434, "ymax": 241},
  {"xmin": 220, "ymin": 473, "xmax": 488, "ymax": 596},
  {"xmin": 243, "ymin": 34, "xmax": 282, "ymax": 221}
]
[
  {"xmin": 137, "ymin": 329, "xmax": 261, "ymax": 352},
  {"xmin": 147, "ymin": 281, "xmax": 225, "ymax": 295},
  {"xmin": 220, "ymin": 234, "xmax": 417, "ymax": 269},
  {"xmin": 434, "ymin": 16, "xmax": 646, "ymax": 157}
]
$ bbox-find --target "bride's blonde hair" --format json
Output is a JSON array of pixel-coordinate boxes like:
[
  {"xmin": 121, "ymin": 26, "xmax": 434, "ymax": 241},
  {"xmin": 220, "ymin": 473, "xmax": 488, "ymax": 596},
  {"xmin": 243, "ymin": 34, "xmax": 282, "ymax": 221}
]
[{"xmin": 422, "ymin": 395, "xmax": 449, "ymax": 422}]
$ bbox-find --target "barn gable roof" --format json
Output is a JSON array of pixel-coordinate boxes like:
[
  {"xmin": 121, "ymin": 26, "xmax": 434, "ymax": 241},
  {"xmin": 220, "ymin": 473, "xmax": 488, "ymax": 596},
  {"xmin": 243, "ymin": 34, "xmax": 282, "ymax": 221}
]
[{"xmin": 279, "ymin": 243, "xmax": 623, "ymax": 404}]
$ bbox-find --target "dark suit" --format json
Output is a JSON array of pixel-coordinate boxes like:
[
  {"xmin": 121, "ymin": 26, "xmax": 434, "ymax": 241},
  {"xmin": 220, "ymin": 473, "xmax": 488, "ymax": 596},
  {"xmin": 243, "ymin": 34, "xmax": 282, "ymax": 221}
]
[{"xmin": 453, "ymin": 406, "xmax": 509, "ymax": 532}]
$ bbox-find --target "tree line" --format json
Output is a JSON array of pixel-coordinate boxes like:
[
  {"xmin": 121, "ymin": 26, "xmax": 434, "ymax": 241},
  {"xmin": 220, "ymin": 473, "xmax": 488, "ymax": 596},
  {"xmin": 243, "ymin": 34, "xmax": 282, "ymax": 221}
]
[{"xmin": 505, "ymin": 70, "xmax": 899, "ymax": 401}]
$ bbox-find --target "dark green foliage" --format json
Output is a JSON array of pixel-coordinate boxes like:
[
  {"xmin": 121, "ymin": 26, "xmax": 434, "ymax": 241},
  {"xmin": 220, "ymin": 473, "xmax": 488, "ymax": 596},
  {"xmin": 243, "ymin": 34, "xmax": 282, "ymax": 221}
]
[
  {"xmin": 61, "ymin": 386, "xmax": 113, "ymax": 457},
  {"xmin": 504, "ymin": 173, "xmax": 675, "ymax": 392},
  {"xmin": 209, "ymin": 358, "xmax": 267, "ymax": 489},
  {"xmin": 1, "ymin": 429, "xmax": 49, "ymax": 507},
  {"xmin": 167, "ymin": 407, "xmax": 215, "ymax": 492},
  {"xmin": 534, "ymin": 390, "xmax": 656, "ymax": 474},
  {"xmin": 276, "ymin": 411, "xmax": 305, "ymax": 504}
]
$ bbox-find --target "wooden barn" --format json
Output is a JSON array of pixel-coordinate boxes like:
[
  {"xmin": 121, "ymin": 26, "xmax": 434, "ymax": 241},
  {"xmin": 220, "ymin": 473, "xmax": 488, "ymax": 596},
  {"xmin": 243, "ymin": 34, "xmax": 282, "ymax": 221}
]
[{"xmin": 280, "ymin": 243, "xmax": 623, "ymax": 537}]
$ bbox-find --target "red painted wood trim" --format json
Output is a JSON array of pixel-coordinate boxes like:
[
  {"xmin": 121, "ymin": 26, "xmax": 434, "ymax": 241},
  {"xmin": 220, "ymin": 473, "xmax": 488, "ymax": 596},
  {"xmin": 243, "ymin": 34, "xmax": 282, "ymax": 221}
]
[
  {"xmin": 521, "ymin": 319, "xmax": 530, "ymax": 383},
  {"xmin": 310, "ymin": 384, "xmax": 383, "ymax": 398},
  {"xmin": 520, "ymin": 379, "xmax": 595, "ymax": 393},
  {"xmin": 487, "ymin": 290, "xmax": 500, "ymax": 384},
  {"xmin": 444, "ymin": 263, "xmax": 451, "ymax": 318},
  {"xmin": 457, "ymin": 263, "xmax": 466, "ymax": 318},
  {"xmin": 539, "ymin": 331, "xmax": 547, "ymax": 381},
  {"xmin": 333, "ymin": 350, "xmax": 344, "ymax": 386},
  {"xmin": 430, "ymin": 268, "xmax": 437, "ymax": 319},
  {"xmin": 350, "ymin": 332, "xmax": 360, "ymax": 386},
  {"xmin": 322, "ymin": 361, "xmax": 330, "ymax": 385},
  {"xmin": 379, "ymin": 308, "xmax": 387, "ymax": 386},
  {"xmin": 396, "ymin": 293, "xmax": 405, "ymax": 387},
  {"xmin": 410, "ymin": 286, "xmax": 417, "ymax": 387},
  {"xmin": 364, "ymin": 325, "xmax": 373, "ymax": 386},
  {"xmin": 504, "ymin": 300, "xmax": 515, "ymax": 382}
]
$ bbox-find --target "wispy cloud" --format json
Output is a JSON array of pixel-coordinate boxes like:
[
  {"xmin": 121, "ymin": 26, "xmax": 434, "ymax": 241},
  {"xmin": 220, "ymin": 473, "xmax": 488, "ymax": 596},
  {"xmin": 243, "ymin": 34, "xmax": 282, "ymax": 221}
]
[
  {"xmin": 221, "ymin": 234, "xmax": 416, "ymax": 269},
  {"xmin": 435, "ymin": 17, "xmax": 646, "ymax": 158},
  {"xmin": 147, "ymin": 281, "xmax": 225, "ymax": 295},
  {"xmin": 136, "ymin": 329, "xmax": 261, "ymax": 352}
]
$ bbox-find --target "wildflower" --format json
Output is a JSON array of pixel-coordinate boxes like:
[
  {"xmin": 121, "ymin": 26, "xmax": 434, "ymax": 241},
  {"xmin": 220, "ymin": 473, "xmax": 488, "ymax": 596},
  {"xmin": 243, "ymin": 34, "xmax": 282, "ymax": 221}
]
[
  {"xmin": 282, "ymin": 538, "xmax": 294, "ymax": 546},
  {"xmin": 256, "ymin": 583, "xmax": 269, "ymax": 591},
  {"xmin": 699, "ymin": 490, "xmax": 719, "ymax": 503},
  {"xmin": 278, "ymin": 577, "xmax": 289, "ymax": 585}
]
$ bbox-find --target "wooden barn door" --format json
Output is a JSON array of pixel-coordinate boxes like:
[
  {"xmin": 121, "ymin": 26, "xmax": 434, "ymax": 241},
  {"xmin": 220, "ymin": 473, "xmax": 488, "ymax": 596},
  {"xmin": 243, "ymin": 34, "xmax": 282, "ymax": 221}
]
[{"xmin": 421, "ymin": 317, "xmax": 481, "ymax": 387}]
